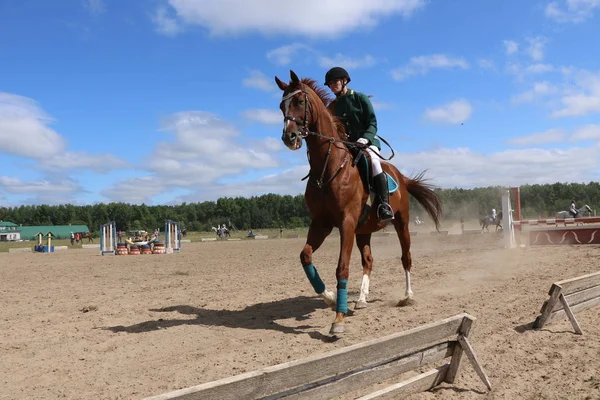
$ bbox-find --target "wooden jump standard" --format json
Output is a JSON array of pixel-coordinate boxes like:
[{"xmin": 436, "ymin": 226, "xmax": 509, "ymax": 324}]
[
  {"xmin": 143, "ymin": 313, "xmax": 491, "ymax": 400},
  {"xmin": 534, "ymin": 271, "xmax": 600, "ymax": 335}
]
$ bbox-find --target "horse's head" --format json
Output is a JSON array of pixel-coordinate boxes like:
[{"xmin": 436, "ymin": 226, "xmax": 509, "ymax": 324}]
[{"xmin": 274, "ymin": 70, "xmax": 320, "ymax": 151}]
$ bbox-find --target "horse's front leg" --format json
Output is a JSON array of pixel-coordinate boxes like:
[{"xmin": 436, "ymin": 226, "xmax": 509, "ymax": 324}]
[
  {"xmin": 330, "ymin": 218, "xmax": 356, "ymax": 334},
  {"xmin": 355, "ymin": 233, "xmax": 373, "ymax": 310},
  {"xmin": 300, "ymin": 221, "xmax": 335, "ymax": 309}
]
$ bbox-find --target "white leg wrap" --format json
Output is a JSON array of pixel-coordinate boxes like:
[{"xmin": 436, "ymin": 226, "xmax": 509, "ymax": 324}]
[
  {"xmin": 357, "ymin": 274, "xmax": 370, "ymax": 303},
  {"xmin": 405, "ymin": 269, "xmax": 413, "ymax": 298},
  {"xmin": 320, "ymin": 290, "xmax": 336, "ymax": 307}
]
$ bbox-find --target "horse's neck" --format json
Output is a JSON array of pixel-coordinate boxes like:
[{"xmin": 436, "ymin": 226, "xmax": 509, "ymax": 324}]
[{"xmin": 306, "ymin": 110, "xmax": 347, "ymax": 170}]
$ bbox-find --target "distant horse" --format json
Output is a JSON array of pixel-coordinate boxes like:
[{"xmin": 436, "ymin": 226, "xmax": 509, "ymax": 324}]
[
  {"xmin": 480, "ymin": 211, "xmax": 503, "ymax": 233},
  {"xmin": 78, "ymin": 232, "xmax": 94, "ymax": 243},
  {"xmin": 212, "ymin": 226, "xmax": 230, "ymax": 239},
  {"xmin": 556, "ymin": 205, "xmax": 593, "ymax": 226},
  {"xmin": 275, "ymin": 70, "xmax": 442, "ymax": 334}
]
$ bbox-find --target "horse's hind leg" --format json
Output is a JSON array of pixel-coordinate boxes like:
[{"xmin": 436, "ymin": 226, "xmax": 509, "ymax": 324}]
[
  {"xmin": 355, "ymin": 233, "xmax": 373, "ymax": 310},
  {"xmin": 392, "ymin": 215, "xmax": 414, "ymax": 306},
  {"xmin": 300, "ymin": 221, "xmax": 335, "ymax": 309}
]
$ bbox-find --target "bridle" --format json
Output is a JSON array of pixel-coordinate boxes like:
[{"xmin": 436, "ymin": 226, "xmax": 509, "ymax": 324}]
[
  {"xmin": 280, "ymin": 87, "xmax": 348, "ymax": 188},
  {"xmin": 281, "ymin": 89, "xmax": 311, "ymax": 139},
  {"xmin": 279, "ymin": 85, "xmax": 395, "ymax": 188}
]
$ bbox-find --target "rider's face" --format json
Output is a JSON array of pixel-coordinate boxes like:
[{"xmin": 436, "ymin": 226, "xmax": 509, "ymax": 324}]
[{"xmin": 327, "ymin": 78, "xmax": 345, "ymax": 95}]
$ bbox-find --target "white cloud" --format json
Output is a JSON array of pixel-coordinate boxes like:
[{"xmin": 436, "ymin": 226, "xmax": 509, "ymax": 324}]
[
  {"xmin": 511, "ymin": 81, "xmax": 558, "ymax": 104},
  {"xmin": 36, "ymin": 152, "xmax": 131, "ymax": 173},
  {"xmin": 505, "ymin": 62, "xmax": 556, "ymax": 81},
  {"xmin": 263, "ymin": 137, "xmax": 285, "ymax": 152},
  {"xmin": 0, "ymin": 93, "xmax": 67, "ymax": 158},
  {"xmin": 0, "ymin": 176, "xmax": 83, "ymax": 204},
  {"xmin": 478, "ymin": 59, "xmax": 496, "ymax": 70},
  {"xmin": 242, "ymin": 109, "xmax": 281, "ymax": 124},
  {"xmin": 171, "ymin": 142, "xmax": 600, "ymax": 200},
  {"xmin": 503, "ymin": 40, "xmax": 519, "ymax": 55},
  {"xmin": 151, "ymin": 6, "xmax": 183, "ymax": 37},
  {"xmin": 371, "ymin": 101, "xmax": 393, "ymax": 110},
  {"xmin": 318, "ymin": 54, "xmax": 377, "ymax": 69},
  {"xmin": 170, "ymin": 165, "xmax": 309, "ymax": 203},
  {"xmin": 508, "ymin": 125, "xmax": 600, "ymax": 146},
  {"xmin": 266, "ymin": 43, "xmax": 313, "ymax": 66},
  {"xmin": 0, "ymin": 176, "xmax": 81, "ymax": 194},
  {"xmin": 101, "ymin": 111, "xmax": 285, "ymax": 203},
  {"xmin": 423, "ymin": 99, "xmax": 472, "ymax": 125},
  {"xmin": 552, "ymin": 70, "xmax": 600, "ymax": 117},
  {"xmin": 395, "ymin": 145, "xmax": 600, "ymax": 189},
  {"xmin": 391, "ymin": 54, "xmax": 469, "ymax": 81},
  {"xmin": 84, "ymin": 0, "xmax": 105, "ymax": 15},
  {"xmin": 101, "ymin": 176, "xmax": 169, "ymax": 205},
  {"xmin": 242, "ymin": 69, "xmax": 276, "ymax": 92},
  {"xmin": 526, "ymin": 36, "xmax": 549, "ymax": 61},
  {"xmin": 570, "ymin": 124, "xmax": 600, "ymax": 141},
  {"xmin": 507, "ymin": 129, "xmax": 565, "ymax": 146},
  {"xmin": 0, "ymin": 92, "xmax": 130, "ymax": 173},
  {"xmin": 545, "ymin": 0, "xmax": 600, "ymax": 23},
  {"xmin": 153, "ymin": 0, "xmax": 427, "ymax": 37}
]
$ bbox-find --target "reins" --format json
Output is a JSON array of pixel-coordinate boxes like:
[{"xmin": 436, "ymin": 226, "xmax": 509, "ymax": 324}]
[{"xmin": 282, "ymin": 86, "xmax": 395, "ymax": 189}]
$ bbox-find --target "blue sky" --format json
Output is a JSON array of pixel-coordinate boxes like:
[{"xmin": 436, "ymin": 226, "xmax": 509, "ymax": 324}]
[{"xmin": 1, "ymin": 0, "xmax": 600, "ymax": 206}]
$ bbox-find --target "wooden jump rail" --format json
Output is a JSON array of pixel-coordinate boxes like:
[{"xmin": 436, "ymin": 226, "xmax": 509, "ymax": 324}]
[
  {"xmin": 533, "ymin": 271, "xmax": 600, "ymax": 335},
  {"xmin": 143, "ymin": 313, "xmax": 491, "ymax": 400}
]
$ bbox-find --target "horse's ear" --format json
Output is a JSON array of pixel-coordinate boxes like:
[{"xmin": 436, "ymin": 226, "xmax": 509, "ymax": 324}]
[
  {"xmin": 274, "ymin": 76, "xmax": 288, "ymax": 91},
  {"xmin": 290, "ymin": 70, "xmax": 300, "ymax": 84}
]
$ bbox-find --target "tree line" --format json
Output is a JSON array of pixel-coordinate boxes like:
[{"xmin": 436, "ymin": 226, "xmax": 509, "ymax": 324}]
[{"xmin": 1, "ymin": 182, "xmax": 599, "ymax": 233}]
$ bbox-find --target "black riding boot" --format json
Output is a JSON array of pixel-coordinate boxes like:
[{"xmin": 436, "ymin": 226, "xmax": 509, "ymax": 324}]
[{"xmin": 373, "ymin": 173, "xmax": 394, "ymax": 223}]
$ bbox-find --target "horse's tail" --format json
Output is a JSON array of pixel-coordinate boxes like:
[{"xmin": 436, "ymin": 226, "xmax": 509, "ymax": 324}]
[{"xmin": 405, "ymin": 170, "xmax": 442, "ymax": 231}]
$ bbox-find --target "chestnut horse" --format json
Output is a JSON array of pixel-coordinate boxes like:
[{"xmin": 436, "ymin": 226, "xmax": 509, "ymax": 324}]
[{"xmin": 275, "ymin": 70, "xmax": 442, "ymax": 334}]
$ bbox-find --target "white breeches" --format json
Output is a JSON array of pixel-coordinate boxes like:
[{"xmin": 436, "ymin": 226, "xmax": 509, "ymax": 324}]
[{"xmin": 365, "ymin": 146, "xmax": 383, "ymax": 176}]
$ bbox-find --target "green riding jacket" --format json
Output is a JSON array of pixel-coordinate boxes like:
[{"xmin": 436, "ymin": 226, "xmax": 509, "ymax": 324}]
[{"xmin": 328, "ymin": 88, "xmax": 381, "ymax": 150}]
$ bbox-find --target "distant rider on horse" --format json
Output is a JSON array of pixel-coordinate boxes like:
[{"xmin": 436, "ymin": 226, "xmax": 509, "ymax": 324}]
[
  {"xmin": 490, "ymin": 208, "xmax": 497, "ymax": 223},
  {"xmin": 569, "ymin": 200, "xmax": 577, "ymax": 217},
  {"xmin": 324, "ymin": 66, "xmax": 394, "ymax": 223}
]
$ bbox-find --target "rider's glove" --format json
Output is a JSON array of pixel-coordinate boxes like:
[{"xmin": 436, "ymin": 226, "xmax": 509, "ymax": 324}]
[{"xmin": 357, "ymin": 138, "xmax": 369, "ymax": 146}]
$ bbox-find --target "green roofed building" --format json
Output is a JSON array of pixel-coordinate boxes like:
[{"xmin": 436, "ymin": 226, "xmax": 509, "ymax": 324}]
[
  {"xmin": 17, "ymin": 224, "xmax": 91, "ymax": 241},
  {"xmin": 0, "ymin": 221, "xmax": 21, "ymax": 241}
]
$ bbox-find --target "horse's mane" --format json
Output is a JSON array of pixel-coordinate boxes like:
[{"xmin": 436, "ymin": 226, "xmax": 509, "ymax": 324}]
[
  {"xmin": 301, "ymin": 78, "xmax": 333, "ymax": 106},
  {"xmin": 300, "ymin": 78, "xmax": 347, "ymax": 139}
]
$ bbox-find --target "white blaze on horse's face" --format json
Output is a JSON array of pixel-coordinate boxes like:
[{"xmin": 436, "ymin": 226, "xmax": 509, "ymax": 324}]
[{"xmin": 280, "ymin": 89, "xmax": 304, "ymax": 151}]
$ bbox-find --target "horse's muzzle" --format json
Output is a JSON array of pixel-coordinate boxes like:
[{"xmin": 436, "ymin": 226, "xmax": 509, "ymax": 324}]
[{"xmin": 282, "ymin": 130, "xmax": 303, "ymax": 150}]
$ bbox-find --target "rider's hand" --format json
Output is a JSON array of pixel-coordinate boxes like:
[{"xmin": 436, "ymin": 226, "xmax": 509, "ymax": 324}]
[{"xmin": 357, "ymin": 138, "xmax": 369, "ymax": 146}]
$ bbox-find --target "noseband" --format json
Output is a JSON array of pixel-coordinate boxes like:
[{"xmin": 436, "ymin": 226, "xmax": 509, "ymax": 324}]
[{"xmin": 281, "ymin": 89, "xmax": 310, "ymax": 138}]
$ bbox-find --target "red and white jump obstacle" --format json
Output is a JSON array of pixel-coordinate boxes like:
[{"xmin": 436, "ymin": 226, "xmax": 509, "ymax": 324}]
[{"xmin": 503, "ymin": 188, "xmax": 600, "ymax": 247}]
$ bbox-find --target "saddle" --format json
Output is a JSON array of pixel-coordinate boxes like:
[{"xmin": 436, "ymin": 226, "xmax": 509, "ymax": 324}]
[{"xmin": 352, "ymin": 149, "xmax": 399, "ymax": 227}]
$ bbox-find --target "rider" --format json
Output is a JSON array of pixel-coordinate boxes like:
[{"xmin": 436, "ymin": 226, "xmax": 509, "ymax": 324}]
[
  {"xmin": 491, "ymin": 208, "xmax": 497, "ymax": 222},
  {"xmin": 324, "ymin": 66, "xmax": 394, "ymax": 223},
  {"xmin": 569, "ymin": 200, "xmax": 577, "ymax": 217}
]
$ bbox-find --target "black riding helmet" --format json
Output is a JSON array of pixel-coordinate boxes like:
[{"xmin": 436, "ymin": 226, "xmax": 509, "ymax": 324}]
[{"xmin": 324, "ymin": 67, "xmax": 351, "ymax": 85}]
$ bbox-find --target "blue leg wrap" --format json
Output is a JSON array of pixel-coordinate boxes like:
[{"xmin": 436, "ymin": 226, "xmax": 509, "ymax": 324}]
[
  {"xmin": 336, "ymin": 280, "xmax": 348, "ymax": 314},
  {"xmin": 303, "ymin": 264, "xmax": 325, "ymax": 294}
]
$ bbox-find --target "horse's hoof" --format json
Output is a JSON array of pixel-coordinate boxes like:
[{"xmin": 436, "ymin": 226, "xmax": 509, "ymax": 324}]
[
  {"xmin": 330, "ymin": 323, "xmax": 345, "ymax": 334},
  {"xmin": 355, "ymin": 300, "xmax": 368, "ymax": 310},
  {"xmin": 396, "ymin": 297, "xmax": 415, "ymax": 307}
]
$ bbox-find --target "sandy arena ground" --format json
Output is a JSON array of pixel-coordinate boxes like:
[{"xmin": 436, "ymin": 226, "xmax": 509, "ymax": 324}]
[{"xmin": 2, "ymin": 231, "xmax": 600, "ymax": 400}]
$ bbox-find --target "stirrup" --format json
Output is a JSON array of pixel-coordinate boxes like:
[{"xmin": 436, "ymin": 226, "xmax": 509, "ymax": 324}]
[{"xmin": 377, "ymin": 203, "xmax": 394, "ymax": 222}]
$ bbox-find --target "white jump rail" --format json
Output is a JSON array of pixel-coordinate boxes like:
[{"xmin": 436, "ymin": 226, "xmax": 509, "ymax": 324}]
[
  {"xmin": 513, "ymin": 217, "xmax": 600, "ymax": 226},
  {"xmin": 143, "ymin": 313, "xmax": 491, "ymax": 400}
]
